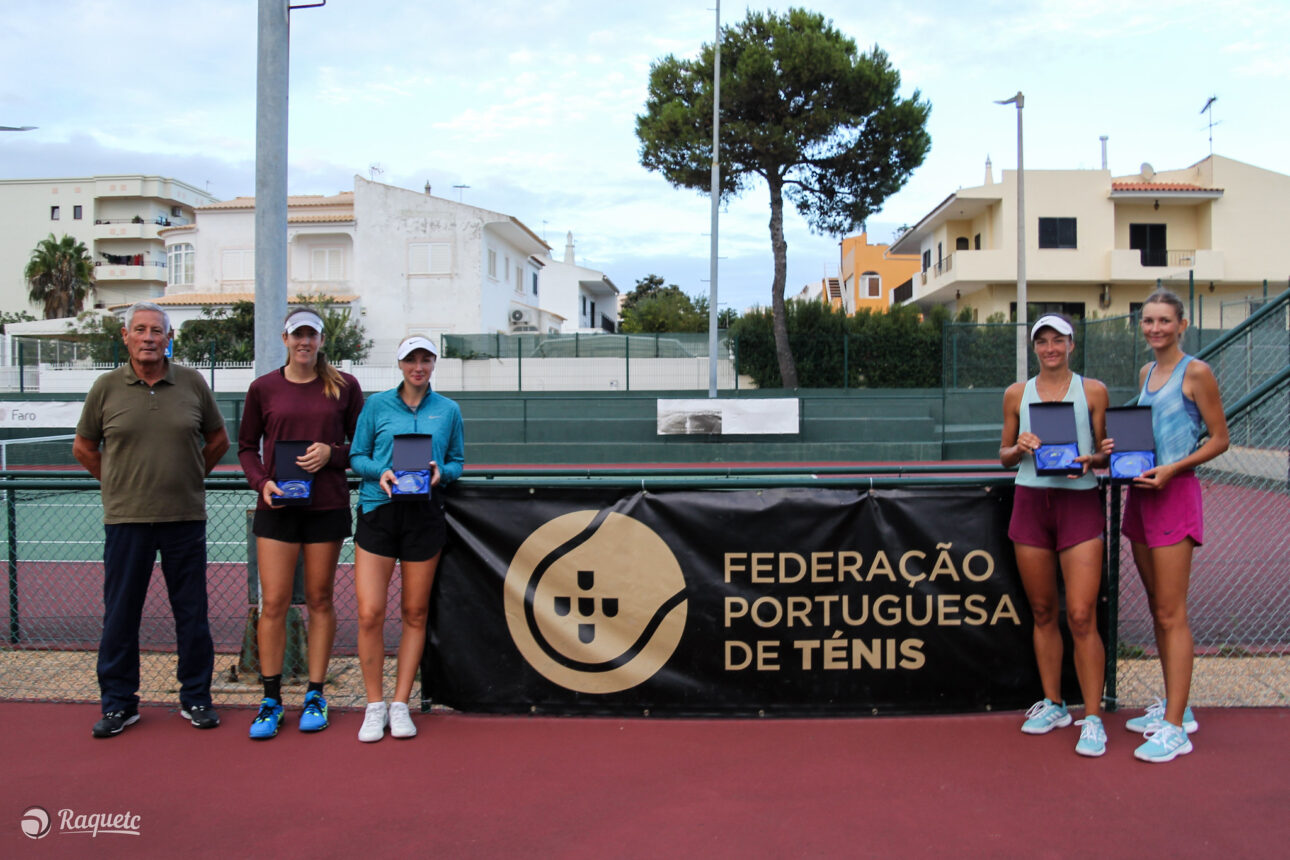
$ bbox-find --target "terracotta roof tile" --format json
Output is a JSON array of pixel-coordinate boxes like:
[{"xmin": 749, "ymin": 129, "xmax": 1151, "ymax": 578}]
[
  {"xmin": 287, "ymin": 213, "xmax": 354, "ymax": 223},
  {"xmin": 139, "ymin": 292, "xmax": 360, "ymax": 306},
  {"xmin": 1111, "ymin": 181, "xmax": 1222, "ymax": 192},
  {"xmin": 198, "ymin": 192, "xmax": 354, "ymax": 210}
]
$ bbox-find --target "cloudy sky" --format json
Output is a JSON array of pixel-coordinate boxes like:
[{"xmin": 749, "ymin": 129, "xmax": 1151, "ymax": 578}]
[{"xmin": 3, "ymin": 0, "xmax": 1286, "ymax": 313}]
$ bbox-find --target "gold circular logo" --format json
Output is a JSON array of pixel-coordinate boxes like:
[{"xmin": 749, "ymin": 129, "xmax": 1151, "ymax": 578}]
[{"xmin": 503, "ymin": 509, "xmax": 687, "ymax": 694}]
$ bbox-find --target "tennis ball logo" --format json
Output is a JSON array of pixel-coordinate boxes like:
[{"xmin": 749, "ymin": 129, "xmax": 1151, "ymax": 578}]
[
  {"xmin": 504, "ymin": 510, "xmax": 687, "ymax": 694},
  {"xmin": 21, "ymin": 806, "xmax": 50, "ymax": 839}
]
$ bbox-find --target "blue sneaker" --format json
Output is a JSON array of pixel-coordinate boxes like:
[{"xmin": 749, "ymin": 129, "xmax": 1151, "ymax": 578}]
[
  {"xmin": 1125, "ymin": 697, "xmax": 1198, "ymax": 734},
  {"xmin": 1134, "ymin": 721, "xmax": 1193, "ymax": 763},
  {"xmin": 1074, "ymin": 716, "xmax": 1107, "ymax": 757},
  {"xmin": 1021, "ymin": 698, "xmax": 1072, "ymax": 734},
  {"xmin": 299, "ymin": 690, "xmax": 329, "ymax": 733},
  {"xmin": 249, "ymin": 698, "xmax": 284, "ymax": 740}
]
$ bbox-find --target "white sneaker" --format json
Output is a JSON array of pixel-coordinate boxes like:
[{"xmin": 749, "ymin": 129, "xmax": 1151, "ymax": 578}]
[
  {"xmin": 389, "ymin": 701, "xmax": 417, "ymax": 739},
  {"xmin": 358, "ymin": 701, "xmax": 387, "ymax": 743}
]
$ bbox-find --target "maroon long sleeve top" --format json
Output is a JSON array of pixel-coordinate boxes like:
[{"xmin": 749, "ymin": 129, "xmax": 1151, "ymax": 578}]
[{"xmin": 237, "ymin": 368, "xmax": 364, "ymax": 511}]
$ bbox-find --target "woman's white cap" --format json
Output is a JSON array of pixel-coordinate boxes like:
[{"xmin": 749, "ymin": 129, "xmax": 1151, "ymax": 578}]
[
  {"xmin": 284, "ymin": 311, "xmax": 325, "ymax": 335},
  {"xmin": 397, "ymin": 335, "xmax": 439, "ymax": 359},
  {"xmin": 1030, "ymin": 314, "xmax": 1073, "ymax": 339}
]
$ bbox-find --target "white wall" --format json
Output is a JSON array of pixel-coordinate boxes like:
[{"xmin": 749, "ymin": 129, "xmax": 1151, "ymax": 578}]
[{"xmin": 18, "ymin": 358, "xmax": 749, "ymax": 394}]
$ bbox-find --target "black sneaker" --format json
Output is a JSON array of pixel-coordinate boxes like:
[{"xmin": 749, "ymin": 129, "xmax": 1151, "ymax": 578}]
[
  {"xmin": 180, "ymin": 704, "xmax": 221, "ymax": 729},
  {"xmin": 92, "ymin": 710, "xmax": 140, "ymax": 738}
]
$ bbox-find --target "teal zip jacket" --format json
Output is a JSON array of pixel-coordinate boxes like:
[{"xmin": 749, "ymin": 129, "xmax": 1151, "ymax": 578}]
[{"xmin": 349, "ymin": 385, "xmax": 465, "ymax": 513}]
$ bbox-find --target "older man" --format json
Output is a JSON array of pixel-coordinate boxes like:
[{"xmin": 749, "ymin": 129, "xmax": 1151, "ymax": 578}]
[{"xmin": 74, "ymin": 302, "xmax": 230, "ymax": 737}]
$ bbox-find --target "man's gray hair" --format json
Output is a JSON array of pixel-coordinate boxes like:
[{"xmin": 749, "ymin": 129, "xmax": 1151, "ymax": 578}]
[{"xmin": 123, "ymin": 301, "xmax": 172, "ymax": 334}]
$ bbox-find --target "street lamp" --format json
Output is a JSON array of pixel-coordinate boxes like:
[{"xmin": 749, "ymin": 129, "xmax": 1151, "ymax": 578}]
[
  {"xmin": 995, "ymin": 91, "xmax": 1026, "ymax": 383},
  {"xmin": 707, "ymin": 0, "xmax": 721, "ymax": 398}
]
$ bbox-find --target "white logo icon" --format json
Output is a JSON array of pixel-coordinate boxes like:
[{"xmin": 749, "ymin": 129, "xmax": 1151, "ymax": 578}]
[{"xmin": 21, "ymin": 806, "xmax": 50, "ymax": 839}]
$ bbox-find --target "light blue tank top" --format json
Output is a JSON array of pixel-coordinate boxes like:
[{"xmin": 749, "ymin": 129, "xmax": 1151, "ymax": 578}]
[
  {"xmin": 1137, "ymin": 355, "xmax": 1202, "ymax": 467},
  {"xmin": 1017, "ymin": 374, "xmax": 1097, "ymax": 490}
]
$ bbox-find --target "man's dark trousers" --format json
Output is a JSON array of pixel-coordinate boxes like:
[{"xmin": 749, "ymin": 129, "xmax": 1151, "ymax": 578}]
[{"xmin": 98, "ymin": 521, "xmax": 215, "ymax": 713}]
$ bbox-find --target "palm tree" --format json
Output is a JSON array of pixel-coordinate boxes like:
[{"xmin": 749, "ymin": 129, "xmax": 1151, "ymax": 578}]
[{"xmin": 25, "ymin": 234, "xmax": 95, "ymax": 319}]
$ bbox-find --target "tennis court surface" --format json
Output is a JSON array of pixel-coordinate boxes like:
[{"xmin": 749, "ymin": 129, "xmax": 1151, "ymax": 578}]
[{"xmin": 4, "ymin": 701, "xmax": 1287, "ymax": 857}]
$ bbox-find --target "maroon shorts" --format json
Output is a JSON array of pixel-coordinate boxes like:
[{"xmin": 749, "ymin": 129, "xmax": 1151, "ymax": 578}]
[
  {"xmin": 1008, "ymin": 485, "xmax": 1104, "ymax": 551},
  {"xmin": 1122, "ymin": 470, "xmax": 1204, "ymax": 548}
]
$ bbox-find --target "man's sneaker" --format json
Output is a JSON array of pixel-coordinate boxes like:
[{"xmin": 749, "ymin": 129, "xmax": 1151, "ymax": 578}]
[
  {"xmin": 299, "ymin": 691, "xmax": 329, "ymax": 733},
  {"xmin": 389, "ymin": 701, "xmax": 417, "ymax": 739},
  {"xmin": 1021, "ymin": 698, "xmax": 1072, "ymax": 734},
  {"xmin": 92, "ymin": 710, "xmax": 139, "ymax": 738},
  {"xmin": 358, "ymin": 701, "xmax": 387, "ymax": 743},
  {"xmin": 1074, "ymin": 716, "xmax": 1107, "ymax": 757},
  {"xmin": 249, "ymin": 698, "xmax": 284, "ymax": 740},
  {"xmin": 180, "ymin": 704, "xmax": 221, "ymax": 729},
  {"xmin": 1125, "ymin": 697, "xmax": 1199, "ymax": 734},
  {"xmin": 1134, "ymin": 721, "xmax": 1193, "ymax": 763}
]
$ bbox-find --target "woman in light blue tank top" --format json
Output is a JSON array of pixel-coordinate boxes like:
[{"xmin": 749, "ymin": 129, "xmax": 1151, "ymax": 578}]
[
  {"xmin": 1000, "ymin": 314, "xmax": 1112, "ymax": 756},
  {"xmin": 1116, "ymin": 290, "xmax": 1229, "ymax": 763}
]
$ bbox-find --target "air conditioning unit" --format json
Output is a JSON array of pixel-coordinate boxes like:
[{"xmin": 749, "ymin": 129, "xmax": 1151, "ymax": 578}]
[{"xmin": 509, "ymin": 308, "xmax": 535, "ymax": 331}]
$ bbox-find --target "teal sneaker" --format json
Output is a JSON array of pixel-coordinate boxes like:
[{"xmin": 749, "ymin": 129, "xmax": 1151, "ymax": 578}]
[
  {"xmin": 299, "ymin": 690, "xmax": 329, "ymax": 733},
  {"xmin": 1125, "ymin": 698, "xmax": 1198, "ymax": 734},
  {"xmin": 1021, "ymin": 698, "xmax": 1072, "ymax": 734},
  {"xmin": 1134, "ymin": 721, "xmax": 1193, "ymax": 763},
  {"xmin": 249, "ymin": 698, "xmax": 284, "ymax": 740},
  {"xmin": 1074, "ymin": 716, "xmax": 1107, "ymax": 757}
]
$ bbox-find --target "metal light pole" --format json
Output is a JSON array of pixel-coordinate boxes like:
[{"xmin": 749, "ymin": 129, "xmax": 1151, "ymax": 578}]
[
  {"xmin": 996, "ymin": 92, "xmax": 1026, "ymax": 383},
  {"xmin": 707, "ymin": 0, "xmax": 721, "ymax": 398},
  {"xmin": 254, "ymin": 0, "xmax": 290, "ymax": 377}
]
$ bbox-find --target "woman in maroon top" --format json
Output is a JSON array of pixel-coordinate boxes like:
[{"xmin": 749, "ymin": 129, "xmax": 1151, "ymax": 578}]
[{"xmin": 237, "ymin": 307, "xmax": 363, "ymax": 739}]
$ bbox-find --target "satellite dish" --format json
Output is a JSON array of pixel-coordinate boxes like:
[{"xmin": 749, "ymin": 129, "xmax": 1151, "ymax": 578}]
[{"xmin": 1140, "ymin": 163, "xmax": 1155, "ymax": 182}]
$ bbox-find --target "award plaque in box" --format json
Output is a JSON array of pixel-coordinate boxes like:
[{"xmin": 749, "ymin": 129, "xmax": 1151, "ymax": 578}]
[
  {"xmin": 392, "ymin": 433, "xmax": 434, "ymax": 500},
  {"xmin": 1028, "ymin": 402, "xmax": 1083, "ymax": 476},
  {"xmin": 273, "ymin": 440, "xmax": 313, "ymax": 506},
  {"xmin": 1106, "ymin": 406, "xmax": 1156, "ymax": 482}
]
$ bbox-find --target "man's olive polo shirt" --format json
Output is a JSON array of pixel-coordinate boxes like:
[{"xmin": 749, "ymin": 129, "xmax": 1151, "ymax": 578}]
[{"xmin": 77, "ymin": 361, "xmax": 225, "ymax": 524}]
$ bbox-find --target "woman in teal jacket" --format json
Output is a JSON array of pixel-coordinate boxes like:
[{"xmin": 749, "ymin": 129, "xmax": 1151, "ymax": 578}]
[{"xmin": 349, "ymin": 335, "xmax": 464, "ymax": 742}]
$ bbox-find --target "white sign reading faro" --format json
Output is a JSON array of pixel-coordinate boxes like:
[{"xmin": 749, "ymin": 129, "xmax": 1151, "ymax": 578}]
[{"xmin": 0, "ymin": 401, "xmax": 84, "ymax": 428}]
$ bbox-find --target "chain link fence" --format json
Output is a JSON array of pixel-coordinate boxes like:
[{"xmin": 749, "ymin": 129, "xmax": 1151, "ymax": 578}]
[
  {"xmin": 0, "ymin": 479, "xmax": 409, "ymax": 713},
  {"xmin": 1111, "ymin": 288, "xmax": 1289, "ymax": 708},
  {"xmin": 1, "ymin": 289, "xmax": 1286, "ymax": 713}
]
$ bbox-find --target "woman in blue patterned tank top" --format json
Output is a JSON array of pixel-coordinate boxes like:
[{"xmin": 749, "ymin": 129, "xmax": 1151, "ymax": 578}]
[{"xmin": 1116, "ymin": 291, "xmax": 1229, "ymax": 763}]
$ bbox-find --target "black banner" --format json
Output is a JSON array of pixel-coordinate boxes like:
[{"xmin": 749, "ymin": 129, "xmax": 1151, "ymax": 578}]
[{"xmin": 427, "ymin": 483, "xmax": 1095, "ymax": 716}]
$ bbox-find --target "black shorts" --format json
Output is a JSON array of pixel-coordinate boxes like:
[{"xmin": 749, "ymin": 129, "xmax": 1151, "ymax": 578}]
[
  {"xmin": 354, "ymin": 499, "xmax": 446, "ymax": 562},
  {"xmin": 252, "ymin": 507, "xmax": 353, "ymax": 544}
]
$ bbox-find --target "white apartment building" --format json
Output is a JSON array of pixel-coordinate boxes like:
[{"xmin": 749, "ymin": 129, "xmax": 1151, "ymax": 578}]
[
  {"xmin": 160, "ymin": 176, "xmax": 616, "ymax": 356},
  {"xmin": 539, "ymin": 232, "xmax": 620, "ymax": 333},
  {"xmin": 889, "ymin": 154, "xmax": 1289, "ymax": 322},
  {"xmin": 0, "ymin": 175, "xmax": 217, "ymax": 314}
]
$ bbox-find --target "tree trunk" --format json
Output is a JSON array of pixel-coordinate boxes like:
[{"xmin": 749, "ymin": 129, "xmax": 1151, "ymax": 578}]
[{"xmin": 766, "ymin": 175, "xmax": 799, "ymax": 388}]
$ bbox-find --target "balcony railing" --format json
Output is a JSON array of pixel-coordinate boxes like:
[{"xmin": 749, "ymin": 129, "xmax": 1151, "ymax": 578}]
[
  {"xmin": 97, "ymin": 253, "xmax": 165, "ymax": 267},
  {"xmin": 1133, "ymin": 248, "xmax": 1196, "ymax": 268},
  {"xmin": 93, "ymin": 216, "xmax": 186, "ymax": 227},
  {"xmin": 93, "ymin": 262, "xmax": 168, "ymax": 281}
]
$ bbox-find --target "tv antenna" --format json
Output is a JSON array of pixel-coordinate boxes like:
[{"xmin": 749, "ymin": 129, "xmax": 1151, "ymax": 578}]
[
  {"xmin": 368, "ymin": 163, "xmax": 384, "ymax": 181},
  {"xmin": 1200, "ymin": 96, "xmax": 1219, "ymax": 156}
]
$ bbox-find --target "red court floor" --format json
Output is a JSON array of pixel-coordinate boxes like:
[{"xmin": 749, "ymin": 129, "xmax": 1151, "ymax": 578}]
[{"xmin": 3, "ymin": 702, "xmax": 1287, "ymax": 858}]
